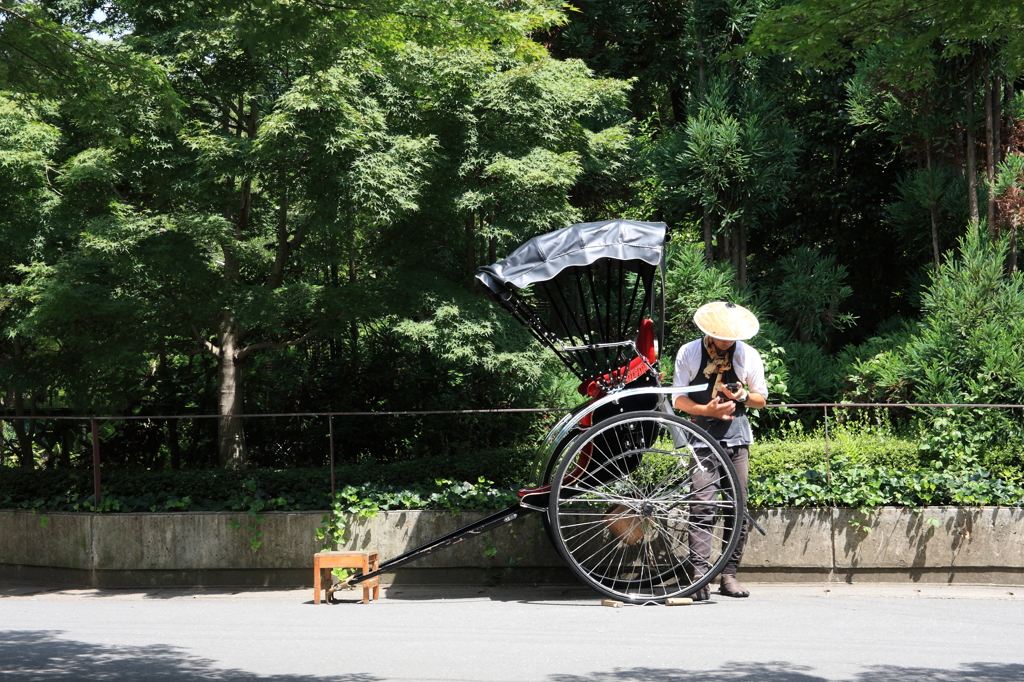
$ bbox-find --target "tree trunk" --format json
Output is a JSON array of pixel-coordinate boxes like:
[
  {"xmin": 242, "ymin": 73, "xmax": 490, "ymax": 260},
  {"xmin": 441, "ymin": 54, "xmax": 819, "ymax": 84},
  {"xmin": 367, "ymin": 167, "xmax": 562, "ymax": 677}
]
[
  {"xmin": 928, "ymin": 204, "xmax": 941, "ymax": 273},
  {"xmin": 985, "ymin": 75, "xmax": 997, "ymax": 235},
  {"xmin": 0, "ymin": 408, "xmax": 8, "ymax": 466},
  {"xmin": 966, "ymin": 84, "xmax": 980, "ymax": 222},
  {"xmin": 209, "ymin": 95, "xmax": 261, "ymax": 470},
  {"xmin": 668, "ymin": 81, "xmax": 685, "ymax": 126},
  {"xmin": 216, "ymin": 314, "xmax": 247, "ymax": 470},
  {"xmin": 348, "ymin": 260, "xmax": 358, "ymax": 370},
  {"xmin": 266, "ymin": 187, "xmax": 290, "ymax": 290},
  {"xmin": 10, "ymin": 338, "xmax": 33, "ymax": 468},
  {"xmin": 167, "ymin": 418, "xmax": 181, "ymax": 470},
  {"xmin": 731, "ymin": 222, "xmax": 741, "ymax": 284},
  {"xmin": 12, "ymin": 387, "xmax": 33, "ymax": 468},
  {"xmin": 738, "ymin": 222, "xmax": 747, "ymax": 289},
  {"xmin": 832, "ymin": 150, "xmax": 842, "ymax": 236},
  {"xmin": 1003, "ymin": 65, "xmax": 1018, "ymax": 272},
  {"xmin": 702, "ymin": 206, "xmax": 714, "ymax": 264},
  {"xmin": 926, "ymin": 146, "xmax": 941, "ymax": 273},
  {"xmin": 466, "ymin": 212, "xmax": 476, "ymax": 274},
  {"xmin": 994, "ymin": 74, "xmax": 1003, "ymax": 166},
  {"xmin": 696, "ymin": 38, "xmax": 706, "ymax": 93},
  {"xmin": 1009, "ymin": 225, "xmax": 1018, "ymax": 273}
]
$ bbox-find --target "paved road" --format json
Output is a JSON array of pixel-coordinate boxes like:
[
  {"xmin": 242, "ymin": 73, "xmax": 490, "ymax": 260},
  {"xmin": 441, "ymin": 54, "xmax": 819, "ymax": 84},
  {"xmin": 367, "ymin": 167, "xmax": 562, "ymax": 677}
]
[{"xmin": 1, "ymin": 582, "xmax": 1022, "ymax": 682}]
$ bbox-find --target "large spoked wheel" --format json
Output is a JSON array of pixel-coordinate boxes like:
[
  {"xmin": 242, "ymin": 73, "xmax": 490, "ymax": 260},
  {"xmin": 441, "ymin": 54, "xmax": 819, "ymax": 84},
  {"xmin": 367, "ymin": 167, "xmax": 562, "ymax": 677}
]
[{"xmin": 547, "ymin": 411, "xmax": 743, "ymax": 604}]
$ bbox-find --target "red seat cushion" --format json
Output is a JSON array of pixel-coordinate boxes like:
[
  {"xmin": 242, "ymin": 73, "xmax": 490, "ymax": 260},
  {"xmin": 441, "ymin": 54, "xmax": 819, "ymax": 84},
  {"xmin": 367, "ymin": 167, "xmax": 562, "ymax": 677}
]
[{"xmin": 577, "ymin": 318, "xmax": 657, "ymax": 398}]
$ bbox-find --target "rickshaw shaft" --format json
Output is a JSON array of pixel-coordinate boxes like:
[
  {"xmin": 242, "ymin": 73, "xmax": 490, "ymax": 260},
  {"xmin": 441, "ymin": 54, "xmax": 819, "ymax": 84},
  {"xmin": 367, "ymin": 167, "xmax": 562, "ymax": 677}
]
[{"xmin": 346, "ymin": 504, "xmax": 538, "ymax": 586}]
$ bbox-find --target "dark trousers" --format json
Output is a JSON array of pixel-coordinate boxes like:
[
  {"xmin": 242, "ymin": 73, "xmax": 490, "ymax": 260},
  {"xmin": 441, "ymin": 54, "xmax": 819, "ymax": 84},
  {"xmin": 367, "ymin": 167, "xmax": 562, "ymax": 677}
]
[{"xmin": 688, "ymin": 445, "xmax": 749, "ymax": 577}]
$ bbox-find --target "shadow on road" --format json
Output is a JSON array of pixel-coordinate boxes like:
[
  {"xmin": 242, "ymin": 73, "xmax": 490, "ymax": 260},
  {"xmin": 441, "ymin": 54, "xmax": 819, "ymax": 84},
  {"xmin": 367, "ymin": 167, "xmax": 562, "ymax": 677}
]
[
  {"xmin": 0, "ymin": 630, "xmax": 380, "ymax": 681},
  {"xmin": 549, "ymin": 662, "xmax": 1024, "ymax": 682},
  {"xmin": 4, "ymin": 631, "xmax": 1022, "ymax": 682},
  {"xmin": 0, "ymin": 581, "xmax": 308, "ymax": 601}
]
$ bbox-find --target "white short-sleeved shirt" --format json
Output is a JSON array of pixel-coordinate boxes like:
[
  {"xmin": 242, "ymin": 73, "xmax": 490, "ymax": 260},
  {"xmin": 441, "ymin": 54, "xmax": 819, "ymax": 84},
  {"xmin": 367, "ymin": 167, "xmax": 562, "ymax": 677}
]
[{"xmin": 671, "ymin": 339, "xmax": 769, "ymax": 405}]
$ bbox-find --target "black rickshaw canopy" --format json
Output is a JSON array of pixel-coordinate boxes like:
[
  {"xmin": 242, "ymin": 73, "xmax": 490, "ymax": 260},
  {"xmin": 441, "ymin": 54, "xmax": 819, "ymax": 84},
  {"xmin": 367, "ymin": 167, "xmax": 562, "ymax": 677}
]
[
  {"xmin": 476, "ymin": 219, "xmax": 668, "ymax": 391},
  {"xmin": 475, "ymin": 219, "xmax": 667, "ymax": 296}
]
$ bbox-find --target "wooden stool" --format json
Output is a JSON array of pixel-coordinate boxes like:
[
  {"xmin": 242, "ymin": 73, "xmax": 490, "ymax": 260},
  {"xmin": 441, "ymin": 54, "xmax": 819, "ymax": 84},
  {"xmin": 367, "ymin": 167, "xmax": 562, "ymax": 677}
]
[{"xmin": 314, "ymin": 551, "xmax": 380, "ymax": 604}]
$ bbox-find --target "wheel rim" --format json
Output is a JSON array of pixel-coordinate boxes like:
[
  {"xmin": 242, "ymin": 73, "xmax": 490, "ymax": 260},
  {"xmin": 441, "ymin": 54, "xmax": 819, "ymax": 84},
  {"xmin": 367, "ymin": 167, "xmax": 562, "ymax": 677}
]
[{"xmin": 548, "ymin": 412, "xmax": 742, "ymax": 603}]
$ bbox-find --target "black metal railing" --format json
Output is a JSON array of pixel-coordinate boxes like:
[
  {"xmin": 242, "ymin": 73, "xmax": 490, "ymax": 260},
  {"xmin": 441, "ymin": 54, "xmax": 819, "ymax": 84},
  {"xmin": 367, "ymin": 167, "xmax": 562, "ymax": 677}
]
[{"xmin": 2, "ymin": 402, "xmax": 1022, "ymax": 508}]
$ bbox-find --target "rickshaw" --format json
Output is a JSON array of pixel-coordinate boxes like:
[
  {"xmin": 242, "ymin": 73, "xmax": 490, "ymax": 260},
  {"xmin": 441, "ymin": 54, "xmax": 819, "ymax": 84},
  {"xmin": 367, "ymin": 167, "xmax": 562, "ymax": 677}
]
[{"xmin": 346, "ymin": 219, "xmax": 745, "ymax": 604}]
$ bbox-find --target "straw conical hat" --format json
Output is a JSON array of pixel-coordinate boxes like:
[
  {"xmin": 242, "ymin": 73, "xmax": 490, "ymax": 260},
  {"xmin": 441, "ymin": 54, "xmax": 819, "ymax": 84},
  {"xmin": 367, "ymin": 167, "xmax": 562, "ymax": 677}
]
[{"xmin": 693, "ymin": 302, "xmax": 759, "ymax": 341}]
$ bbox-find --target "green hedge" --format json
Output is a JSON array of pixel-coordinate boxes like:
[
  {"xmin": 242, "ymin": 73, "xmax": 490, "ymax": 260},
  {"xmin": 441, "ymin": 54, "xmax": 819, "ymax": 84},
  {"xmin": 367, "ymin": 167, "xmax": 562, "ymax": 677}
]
[
  {"xmin": 0, "ymin": 468, "xmax": 333, "ymax": 513},
  {"xmin": 749, "ymin": 429, "xmax": 1023, "ymax": 508},
  {"xmin": 3, "ymin": 436, "xmax": 1022, "ymax": 513},
  {"xmin": 750, "ymin": 433, "xmax": 921, "ymax": 479},
  {"xmin": 750, "ymin": 456, "xmax": 1024, "ymax": 509},
  {"xmin": 0, "ymin": 466, "xmax": 525, "ymax": 514},
  {"xmin": 0, "ymin": 444, "xmax": 535, "ymax": 513}
]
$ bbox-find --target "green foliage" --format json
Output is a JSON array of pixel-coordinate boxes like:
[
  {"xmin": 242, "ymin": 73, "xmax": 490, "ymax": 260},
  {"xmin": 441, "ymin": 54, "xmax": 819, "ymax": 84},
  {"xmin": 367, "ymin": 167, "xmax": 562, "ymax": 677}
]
[
  {"xmin": 842, "ymin": 41, "xmax": 973, "ymax": 274},
  {"xmin": 750, "ymin": 455, "xmax": 1024, "ymax": 510},
  {"xmin": 0, "ymin": 467, "xmax": 334, "ymax": 513},
  {"xmin": 0, "ymin": 0, "xmax": 638, "ymax": 469},
  {"xmin": 751, "ymin": 337, "xmax": 791, "ymax": 405},
  {"xmin": 908, "ymin": 230, "xmax": 1024, "ymax": 465},
  {"xmin": 830, "ymin": 233, "xmax": 1024, "ymax": 468},
  {"xmin": 838, "ymin": 317, "xmax": 918, "ymax": 404},
  {"xmin": 5, "ymin": 433, "xmax": 1022, "ymax": 515},
  {"xmin": 773, "ymin": 341, "xmax": 840, "ymax": 404},
  {"xmin": 990, "ymin": 152, "xmax": 1024, "ymax": 201},
  {"xmin": 834, "ymin": 232, "xmax": 1024, "ymax": 466},
  {"xmin": 656, "ymin": 79, "xmax": 800, "ymax": 235},
  {"xmin": 751, "ymin": 412, "xmax": 1024, "ymax": 508},
  {"xmin": 751, "ymin": 420, "xmax": 922, "ymax": 479},
  {"xmin": 0, "ymin": 444, "xmax": 535, "ymax": 512},
  {"xmin": 2, "ymin": 0, "xmax": 1024, "ymax": 502},
  {"xmin": 845, "ymin": 42, "xmax": 960, "ymax": 148},
  {"xmin": 747, "ymin": 0, "xmax": 1024, "ymax": 72},
  {"xmin": 773, "ymin": 247, "xmax": 856, "ymax": 345},
  {"xmin": 886, "ymin": 164, "xmax": 969, "ymax": 266},
  {"xmin": 662, "ymin": 239, "xmax": 741, "ymax": 356}
]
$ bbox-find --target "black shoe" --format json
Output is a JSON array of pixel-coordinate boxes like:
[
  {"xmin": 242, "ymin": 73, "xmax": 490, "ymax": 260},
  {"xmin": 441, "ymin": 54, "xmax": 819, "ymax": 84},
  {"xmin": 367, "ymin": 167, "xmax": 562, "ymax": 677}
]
[
  {"xmin": 690, "ymin": 575, "xmax": 710, "ymax": 601},
  {"xmin": 719, "ymin": 574, "xmax": 750, "ymax": 598}
]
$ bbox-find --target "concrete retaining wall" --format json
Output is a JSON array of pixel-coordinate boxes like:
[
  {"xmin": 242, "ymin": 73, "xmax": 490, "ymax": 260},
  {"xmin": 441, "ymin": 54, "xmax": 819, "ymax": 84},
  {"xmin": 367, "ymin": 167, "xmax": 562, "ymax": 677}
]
[{"xmin": 1, "ymin": 507, "xmax": 1021, "ymax": 588}]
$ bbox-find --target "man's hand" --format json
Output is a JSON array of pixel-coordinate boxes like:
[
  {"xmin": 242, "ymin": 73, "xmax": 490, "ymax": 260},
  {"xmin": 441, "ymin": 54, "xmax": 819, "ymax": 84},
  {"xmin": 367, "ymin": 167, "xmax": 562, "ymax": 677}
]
[
  {"xmin": 675, "ymin": 382, "xmax": 765, "ymax": 416},
  {"xmin": 720, "ymin": 383, "xmax": 747, "ymax": 403},
  {"xmin": 703, "ymin": 395, "xmax": 737, "ymax": 420},
  {"xmin": 720, "ymin": 383, "xmax": 767, "ymax": 410}
]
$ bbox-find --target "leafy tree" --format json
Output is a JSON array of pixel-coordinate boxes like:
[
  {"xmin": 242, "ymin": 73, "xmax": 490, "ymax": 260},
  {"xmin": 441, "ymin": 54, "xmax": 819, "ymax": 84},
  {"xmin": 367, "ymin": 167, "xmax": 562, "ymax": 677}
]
[
  {"xmin": 840, "ymin": 229, "xmax": 1024, "ymax": 464},
  {"xmin": 773, "ymin": 247, "xmax": 855, "ymax": 346},
  {"xmin": 909, "ymin": 228, "xmax": 1024, "ymax": 464},
  {"xmin": 746, "ymin": 0, "xmax": 1024, "ymax": 69},
  {"xmin": 655, "ymin": 78, "xmax": 799, "ymax": 284},
  {"xmin": 886, "ymin": 165, "xmax": 970, "ymax": 273},
  {"xmin": 990, "ymin": 112, "xmax": 1024, "ymax": 272},
  {"xmin": 0, "ymin": 93, "xmax": 60, "ymax": 466},
  {"xmin": 1, "ymin": 0, "xmax": 637, "ymax": 471},
  {"xmin": 662, "ymin": 239, "xmax": 740, "ymax": 355},
  {"xmin": 748, "ymin": 0, "xmax": 1024, "ymax": 264}
]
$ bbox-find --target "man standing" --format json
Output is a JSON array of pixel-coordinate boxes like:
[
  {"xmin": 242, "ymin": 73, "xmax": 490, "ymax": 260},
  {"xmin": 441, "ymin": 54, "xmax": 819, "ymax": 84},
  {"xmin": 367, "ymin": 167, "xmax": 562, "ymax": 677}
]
[{"xmin": 672, "ymin": 301, "xmax": 767, "ymax": 601}]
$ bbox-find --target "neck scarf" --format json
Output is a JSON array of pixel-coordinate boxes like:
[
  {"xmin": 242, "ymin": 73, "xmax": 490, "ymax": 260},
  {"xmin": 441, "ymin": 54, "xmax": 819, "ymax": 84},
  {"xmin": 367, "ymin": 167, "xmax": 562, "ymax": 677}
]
[{"xmin": 702, "ymin": 336, "xmax": 734, "ymax": 397}]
